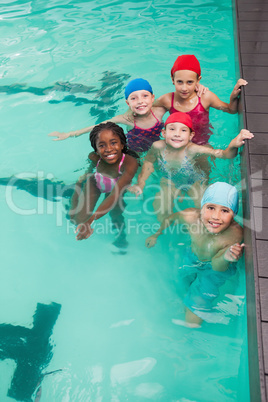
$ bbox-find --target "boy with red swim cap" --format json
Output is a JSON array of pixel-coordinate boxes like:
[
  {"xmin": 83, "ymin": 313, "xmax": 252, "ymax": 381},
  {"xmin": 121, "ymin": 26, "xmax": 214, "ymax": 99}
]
[
  {"xmin": 128, "ymin": 112, "xmax": 253, "ymax": 222},
  {"xmin": 154, "ymin": 54, "xmax": 247, "ymax": 145}
]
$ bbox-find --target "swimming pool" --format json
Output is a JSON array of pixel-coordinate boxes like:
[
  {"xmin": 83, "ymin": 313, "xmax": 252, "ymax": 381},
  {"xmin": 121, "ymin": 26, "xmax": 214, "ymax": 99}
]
[{"xmin": 0, "ymin": 0, "xmax": 250, "ymax": 400}]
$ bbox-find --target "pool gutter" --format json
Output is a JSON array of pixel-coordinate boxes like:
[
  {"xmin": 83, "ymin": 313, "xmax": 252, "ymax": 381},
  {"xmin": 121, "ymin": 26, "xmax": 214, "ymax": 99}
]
[{"xmin": 233, "ymin": 0, "xmax": 267, "ymax": 400}]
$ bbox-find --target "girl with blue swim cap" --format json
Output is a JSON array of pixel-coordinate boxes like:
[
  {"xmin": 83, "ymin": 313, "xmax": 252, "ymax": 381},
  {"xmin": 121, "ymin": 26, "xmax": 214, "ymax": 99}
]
[
  {"xmin": 145, "ymin": 181, "xmax": 245, "ymax": 327},
  {"xmin": 49, "ymin": 78, "xmax": 167, "ymax": 153}
]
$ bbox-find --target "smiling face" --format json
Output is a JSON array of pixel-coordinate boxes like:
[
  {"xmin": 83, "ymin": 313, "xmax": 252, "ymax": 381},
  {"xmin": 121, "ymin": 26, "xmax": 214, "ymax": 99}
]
[
  {"xmin": 126, "ymin": 90, "xmax": 155, "ymax": 115},
  {"xmin": 162, "ymin": 122, "xmax": 194, "ymax": 149},
  {"xmin": 96, "ymin": 129, "xmax": 124, "ymax": 164},
  {"xmin": 201, "ymin": 203, "xmax": 234, "ymax": 234},
  {"xmin": 172, "ymin": 70, "xmax": 201, "ymax": 99}
]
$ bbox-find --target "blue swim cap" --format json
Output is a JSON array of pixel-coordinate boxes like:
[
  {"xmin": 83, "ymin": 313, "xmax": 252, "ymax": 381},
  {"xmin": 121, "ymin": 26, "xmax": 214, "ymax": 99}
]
[
  {"xmin": 125, "ymin": 78, "xmax": 153, "ymax": 99},
  {"xmin": 201, "ymin": 182, "xmax": 239, "ymax": 215}
]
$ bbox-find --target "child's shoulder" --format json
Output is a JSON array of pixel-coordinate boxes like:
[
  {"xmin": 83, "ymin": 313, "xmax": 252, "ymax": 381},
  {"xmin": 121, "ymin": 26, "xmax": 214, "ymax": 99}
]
[
  {"xmin": 121, "ymin": 109, "xmax": 135, "ymax": 124},
  {"xmin": 216, "ymin": 220, "xmax": 243, "ymax": 249},
  {"xmin": 200, "ymin": 90, "xmax": 218, "ymax": 108},
  {"xmin": 181, "ymin": 207, "xmax": 200, "ymax": 224},
  {"xmin": 154, "ymin": 92, "xmax": 173, "ymax": 109},
  {"xmin": 124, "ymin": 152, "xmax": 138, "ymax": 162},
  {"xmin": 88, "ymin": 152, "xmax": 99, "ymax": 163},
  {"xmin": 228, "ymin": 220, "xmax": 243, "ymax": 240},
  {"xmin": 158, "ymin": 92, "xmax": 173, "ymax": 100},
  {"xmin": 151, "ymin": 105, "xmax": 166, "ymax": 120},
  {"xmin": 152, "ymin": 139, "xmax": 166, "ymax": 150},
  {"xmin": 187, "ymin": 142, "xmax": 199, "ymax": 153},
  {"xmin": 123, "ymin": 153, "xmax": 139, "ymax": 167}
]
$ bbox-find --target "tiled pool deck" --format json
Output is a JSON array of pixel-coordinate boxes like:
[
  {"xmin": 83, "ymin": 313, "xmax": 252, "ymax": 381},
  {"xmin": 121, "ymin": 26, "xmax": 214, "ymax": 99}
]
[{"xmin": 236, "ymin": 0, "xmax": 268, "ymax": 400}]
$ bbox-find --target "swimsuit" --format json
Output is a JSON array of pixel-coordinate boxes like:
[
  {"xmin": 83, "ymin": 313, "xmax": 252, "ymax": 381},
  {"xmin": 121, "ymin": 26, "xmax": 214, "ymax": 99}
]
[
  {"xmin": 181, "ymin": 247, "xmax": 236, "ymax": 318},
  {"xmin": 94, "ymin": 154, "xmax": 125, "ymax": 193},
  {"xmin": 127, "ymin": 111, "xmax": 164, "ymax": 153},
  {"xmin": 170, "ymin": 93, "xmax": 213, "ymax": 145},
  {"xmin": 157, "ymin": 147, "xmax": 206, "ymax": 191}
]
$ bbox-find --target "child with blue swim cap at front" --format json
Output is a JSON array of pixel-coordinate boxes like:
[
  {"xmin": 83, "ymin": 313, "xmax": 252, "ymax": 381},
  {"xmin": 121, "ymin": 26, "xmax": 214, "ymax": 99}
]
[{"xmin": 146, "ymin": 181, "xmax": 245, "ymax": 327}]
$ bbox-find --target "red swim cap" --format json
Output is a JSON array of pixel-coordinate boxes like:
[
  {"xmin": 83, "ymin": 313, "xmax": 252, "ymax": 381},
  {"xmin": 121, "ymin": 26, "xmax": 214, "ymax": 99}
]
[
  {"xmin": 171, "ymin": 55, "xmax": 201, "ymax": 77},
  {"xmin": 165, "ymin": 112, "xmax": 194, "ymax": 131}
]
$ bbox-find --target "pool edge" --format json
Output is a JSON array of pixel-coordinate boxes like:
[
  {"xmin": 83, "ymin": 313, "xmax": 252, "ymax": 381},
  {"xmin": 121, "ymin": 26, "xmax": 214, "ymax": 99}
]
[{"xmin": 233, "ymin": 1, "xmax": 267, "ymax": 401}]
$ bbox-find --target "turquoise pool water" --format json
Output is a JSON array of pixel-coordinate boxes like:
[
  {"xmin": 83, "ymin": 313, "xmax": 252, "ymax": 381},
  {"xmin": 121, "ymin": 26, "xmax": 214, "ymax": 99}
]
[{"xmin": 0, "ymin": 0, "xmax": 250, "ymax": 401}]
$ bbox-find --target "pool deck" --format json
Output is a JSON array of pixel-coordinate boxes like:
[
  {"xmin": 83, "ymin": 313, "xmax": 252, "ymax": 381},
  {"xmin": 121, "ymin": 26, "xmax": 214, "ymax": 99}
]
[{"xmin": 236, "ymin": 0, "xmax": 268, "ymax": 400}]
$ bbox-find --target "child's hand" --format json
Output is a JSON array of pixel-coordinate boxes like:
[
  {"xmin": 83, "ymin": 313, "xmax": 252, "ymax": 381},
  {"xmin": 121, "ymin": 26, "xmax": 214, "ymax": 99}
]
[
  {"xmin": 145, "ymin": 235, "xmax": 157, "ymax": 248},
  {"xmin": 127, "ymin": 184, "xmax": 144, "ymax": 197},
  {"xmin": 232, "ymin": 78, "xmax": 248, "ymax": 98},
  {"xmin": 48, "ymin": 131, "xmax": 72, "ymax": 141},
  {"xmin": 224, "ymin": 243, "xmax": 245, "ymax": 262},
  {"xmin": 75, "ymin": 222, "xmax": 94, "ymax": 240},
  {"xmin": 195, "ymin": 83, "xmax": 209, "ymax": 97},
  {"xmin": 233, "ymin": 129, "xmax": 254, "ymax": 148}
]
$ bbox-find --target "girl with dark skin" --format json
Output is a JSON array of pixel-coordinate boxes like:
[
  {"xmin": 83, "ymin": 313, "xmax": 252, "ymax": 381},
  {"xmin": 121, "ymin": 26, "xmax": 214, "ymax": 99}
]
[{"xmin": 69, "ymin": 122, "xmax": 139, "ymax": 243}]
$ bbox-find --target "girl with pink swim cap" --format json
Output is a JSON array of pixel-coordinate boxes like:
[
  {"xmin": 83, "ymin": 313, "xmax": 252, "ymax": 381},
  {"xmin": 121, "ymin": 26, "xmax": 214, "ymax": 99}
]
[
  {"xmin": 128, "ymin": 112, "xmax": 253, "ymax": 222},
  {"xmin": 154, "ymin": 54, "xmax": 248, "ymax": 145}
]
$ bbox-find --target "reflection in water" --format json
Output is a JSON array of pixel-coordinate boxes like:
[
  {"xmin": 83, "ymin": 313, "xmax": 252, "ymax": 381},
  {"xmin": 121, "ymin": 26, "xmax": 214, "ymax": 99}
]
[
  {"xmin": 1, "ymin": 71, "xmax": 130, "ymax": 122},
  {"xmin": 0, "ymin": 176, "xmax": 74, "ymax": 202},
  {"xmin": 34, "ymin": 369, "xmax": 63, "ymax": 402},
  {"xmin": 135, "ymin": 382, "xmax": 164, "ymax": 399},
  {"xmin": 110, "ymin": 358, "xmax": 156, "ymax": 384},
  {"xmin": 0, "ymin": 303, "xmax": 61, "ymax": 401},
  {"xmin": 1, "ymin": 175, "xmax": 128, "ymax": 251}
]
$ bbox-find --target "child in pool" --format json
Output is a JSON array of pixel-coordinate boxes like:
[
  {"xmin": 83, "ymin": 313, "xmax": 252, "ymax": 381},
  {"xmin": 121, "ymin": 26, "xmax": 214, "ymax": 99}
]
[
  {"xmin": 154, "ymin": 54, "xmax": 247, "ymax": 145},
  {"xmin": 49, "ymin": 78, "xmax": 206, "ymax": 153},
  {"xmin": 70, "ymin": 122, "xmax": 139, "ymax": 244},
  {"xmin": 145, "ymin": 182, "xmax": 245, "ymax": 327},
  {"xmin": 49, "ymin": 78, "xmax": 166, "ymax": 153},
  {"xmin": 128, "ymin": 112, "xmax": 253, "ymax": 222}
]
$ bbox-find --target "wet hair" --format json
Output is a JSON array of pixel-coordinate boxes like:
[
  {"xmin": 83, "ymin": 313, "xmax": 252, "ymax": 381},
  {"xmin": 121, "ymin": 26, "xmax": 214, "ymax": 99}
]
[{"xmin": 89, "ymin": 121, "xmax": 139, "ymax": 159}]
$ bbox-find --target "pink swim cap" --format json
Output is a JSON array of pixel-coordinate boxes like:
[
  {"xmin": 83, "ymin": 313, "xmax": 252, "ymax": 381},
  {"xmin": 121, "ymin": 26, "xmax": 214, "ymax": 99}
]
[
  {"xmin": 165, "ymin": 112, "xmax": 194, "ymax": 131},
  {"xmin": 171, "ymin": 55, "xmax": 201, "ymax": 77}
]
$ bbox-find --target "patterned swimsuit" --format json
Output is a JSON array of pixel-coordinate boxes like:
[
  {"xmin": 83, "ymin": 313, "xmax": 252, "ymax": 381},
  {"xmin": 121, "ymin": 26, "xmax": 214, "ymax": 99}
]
[
  {"xmin": 157, "ymin": 147, "xmax": 206, "ymax": 191},
  {"xmin": 95, "ymin": 154, "xmax": 125, "ymax": 193},
  {"xmin": 127, "ymin": 111, "xmax": 164, "ymax": 153}
]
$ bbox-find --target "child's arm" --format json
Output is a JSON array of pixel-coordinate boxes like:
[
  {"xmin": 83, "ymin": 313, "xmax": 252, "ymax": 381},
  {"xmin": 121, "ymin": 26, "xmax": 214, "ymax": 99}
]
[
  {"xmin": 228, "ymin": 79, "xmax": 248, "ymax": 113},
  {"xmin": 211, "ymin": 222, "xmax": 244, "ymax": 271},
  {"xmin": 128, "ymin": 144, "xmax": 158, "ymax": 196},
  {"xmin": 212, "ymin": 243, "xmax": 245, "ymax": 272},
  {"xmin": 153, "ymin": 93, "xmax": 171, "ymax": 111},
  {"xmin": 219, "ymin": 129, "xmax": 254, "ymax": 159},
  {"xmin": 189, "ymin": 129, "xmax": 254, "ymax": 160},
  {"xmin": 48, "ymin": 113, "xmax": 133, "ymax": 141},
  {"xmin": 127, "ymin": 160, "xmax": 154, "ymax": 196},
  {"xmin": 76, "ymin": 155, "xmax": 139, "ymax": 240},
  {"xmin": 203, "ymin": 78, "xmax": 248, "ymax": 114},
  {"xmin": 145, "ymin": 208, "xmax": 197, "ymax": 248},
  {"xmin": 145, "ymin": 212, "xmax": 182, "ymax": 248}
]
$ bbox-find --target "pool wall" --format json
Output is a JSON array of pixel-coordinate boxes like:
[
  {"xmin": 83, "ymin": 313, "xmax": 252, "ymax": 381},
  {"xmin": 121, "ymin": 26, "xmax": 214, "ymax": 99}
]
[{"xmin": 233, "ymin": 0, "xmax": 267, "ymax": 400}]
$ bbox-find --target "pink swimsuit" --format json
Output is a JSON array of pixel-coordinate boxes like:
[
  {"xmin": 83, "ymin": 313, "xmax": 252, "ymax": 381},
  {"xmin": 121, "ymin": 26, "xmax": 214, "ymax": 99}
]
[
  {"xmin": 170, "ymin": 93, "xmax": 213, "ymax": 145},
  {"xmin": 95, "ymin": 154, "xmax": 125, "ymax": 193}
]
